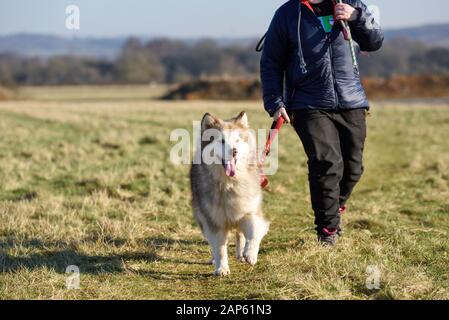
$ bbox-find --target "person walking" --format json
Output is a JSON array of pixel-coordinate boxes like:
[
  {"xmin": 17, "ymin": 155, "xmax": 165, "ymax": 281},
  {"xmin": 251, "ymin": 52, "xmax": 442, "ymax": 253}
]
[{"xmin": 260, "ymin": 0, "xmax": 383, "ymax": 245}]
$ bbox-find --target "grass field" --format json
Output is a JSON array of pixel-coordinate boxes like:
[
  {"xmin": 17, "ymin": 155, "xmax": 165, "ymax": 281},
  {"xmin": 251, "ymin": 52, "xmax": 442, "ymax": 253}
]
[{"xmin": 0, "ymin": 86, "xmax": 448, "ymax": 300}]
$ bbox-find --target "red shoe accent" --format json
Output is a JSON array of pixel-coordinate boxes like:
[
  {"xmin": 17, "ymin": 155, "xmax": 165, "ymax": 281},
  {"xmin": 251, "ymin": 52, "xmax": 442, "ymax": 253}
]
[
  {"xmin": 339, "ymin": 205, "xmax": 347, "ymax": 215},
  {"xmin": 322, "ymin": 228, "xmax": 337, "ymax": 236}
]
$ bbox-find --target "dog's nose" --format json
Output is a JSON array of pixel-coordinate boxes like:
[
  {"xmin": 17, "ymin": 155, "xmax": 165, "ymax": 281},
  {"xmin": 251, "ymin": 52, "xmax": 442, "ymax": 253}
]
[{"xmin": 232, "ymin": 148, "xmax": 237, "ymax": 157}]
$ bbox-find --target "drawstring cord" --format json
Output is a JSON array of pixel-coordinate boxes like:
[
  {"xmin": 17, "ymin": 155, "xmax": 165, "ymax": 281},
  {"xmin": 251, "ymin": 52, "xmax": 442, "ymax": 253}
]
[
  {"xmin": 297, "ymin": 4, "xmax": 308, "ymax": 74},
  {"xmin": 256, "ymin": 1, "xmax": 307, "ymax": 74},
  {"xmin": 258, "ymin": 0, "xmax": 359, "ymax": 75},
  {"xmin": 255, "ymin": 33, "xmax": 266, "ymax": 52}
]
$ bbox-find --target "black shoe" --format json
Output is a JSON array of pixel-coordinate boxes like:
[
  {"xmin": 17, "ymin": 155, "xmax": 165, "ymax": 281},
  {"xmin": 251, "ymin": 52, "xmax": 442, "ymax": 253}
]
[{"xmin": 317, "ymin": 228, "xmax": 340, "ymax": 246}]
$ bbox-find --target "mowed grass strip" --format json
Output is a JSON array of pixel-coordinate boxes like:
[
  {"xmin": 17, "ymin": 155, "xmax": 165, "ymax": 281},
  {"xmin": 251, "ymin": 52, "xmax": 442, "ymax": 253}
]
[{"xmin": 0, "ymin": 90, "xmax": 448, "ymax": 299}]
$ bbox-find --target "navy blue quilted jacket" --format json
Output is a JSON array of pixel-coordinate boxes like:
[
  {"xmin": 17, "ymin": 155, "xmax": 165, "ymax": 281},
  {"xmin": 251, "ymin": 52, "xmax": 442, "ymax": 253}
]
[{"xmin": 260, "ymin": 0, "xmax": 384, "ymax": 115}]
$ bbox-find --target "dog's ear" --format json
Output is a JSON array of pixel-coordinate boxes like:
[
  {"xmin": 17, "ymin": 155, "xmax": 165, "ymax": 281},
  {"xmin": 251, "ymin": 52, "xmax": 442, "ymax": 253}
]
[
  {"xmin": 201, "ymin": 113, "xmax": 221, "ymax": 132},
  {"xmin": 234, "ymin": 111, "xmax": 248, "ymax": 127}
]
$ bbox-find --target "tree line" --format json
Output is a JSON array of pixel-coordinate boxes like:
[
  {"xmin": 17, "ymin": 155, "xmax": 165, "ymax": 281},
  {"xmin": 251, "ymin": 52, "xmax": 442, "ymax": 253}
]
[{"xmin": 1, "ymin": 37, "xmax": 448, "ymax": 86}]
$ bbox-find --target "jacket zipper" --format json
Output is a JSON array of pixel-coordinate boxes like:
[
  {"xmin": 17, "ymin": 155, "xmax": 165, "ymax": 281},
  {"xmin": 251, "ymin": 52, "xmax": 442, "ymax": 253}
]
[
  {"xmin": 300, "ymin": 3, "xmax": 340, "ymax": 109},
  {"xmin": 327, "ymin": 34, "xmax": 340, "ymax": 109},
  {"xmin": 306, "ymin": 4, "xmax": 340, "ymax": 109}
]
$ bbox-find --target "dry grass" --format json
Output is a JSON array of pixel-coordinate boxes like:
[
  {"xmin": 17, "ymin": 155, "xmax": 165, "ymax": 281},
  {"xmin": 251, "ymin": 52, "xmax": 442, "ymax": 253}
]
[
  {"xmin": 16, "ymin": 85, "xmax": 168, "ymax": 102},
  {"xmin": 0, "ymin": 87, "xmax": 448, "ymax": 300}
]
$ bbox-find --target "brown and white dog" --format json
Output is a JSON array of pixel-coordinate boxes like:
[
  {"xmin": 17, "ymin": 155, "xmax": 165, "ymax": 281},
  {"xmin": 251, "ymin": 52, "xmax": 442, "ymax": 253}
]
[{"xmin": 190, "ymin": 112, "xmax": 269, "ymax": 276}]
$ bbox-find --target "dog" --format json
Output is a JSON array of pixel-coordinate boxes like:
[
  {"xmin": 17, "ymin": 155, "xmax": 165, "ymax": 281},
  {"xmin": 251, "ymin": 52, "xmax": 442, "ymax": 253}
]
[{"xmin": 190, "ymin": 111, "xmax": 269, "ymax": 276}]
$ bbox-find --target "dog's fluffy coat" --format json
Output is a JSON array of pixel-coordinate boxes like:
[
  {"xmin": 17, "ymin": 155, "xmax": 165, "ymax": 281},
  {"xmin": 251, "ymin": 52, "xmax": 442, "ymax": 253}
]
[{"xmin": 190, "ymin": 112, "xmax": 269, "ymax": 276}]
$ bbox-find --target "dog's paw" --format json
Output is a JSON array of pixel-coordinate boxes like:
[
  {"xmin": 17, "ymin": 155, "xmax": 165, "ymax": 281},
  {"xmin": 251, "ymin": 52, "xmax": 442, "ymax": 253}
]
[
  {"xmin": 208, "ymin": 257, "xmax": 215, "ymax": 265},
  {"xmin": 236, "ymin": 254, "xmax": 246, "ymax": 263},
  {"xmin": 214, "ymin": 267, "xmax": 231, "ymax": 277},
  {"xmin": 243, "ymin": 252, "xmax": 258, "ymax": 266}
]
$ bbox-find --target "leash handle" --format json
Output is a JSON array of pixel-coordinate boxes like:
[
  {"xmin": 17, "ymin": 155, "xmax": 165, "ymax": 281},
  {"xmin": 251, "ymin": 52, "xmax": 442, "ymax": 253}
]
[
  {"xmin": 259, "ymin": 115, "xmax": 286, "ymax": 189},
  {"xmin": 261, "ymin": 116, "xmax": 285, "ymax": 164},
  {"xmin": 333, "ymin": 0, "xmax": 359, "ymax": 73},
  {"xmin": 341, "ymin": 20, "xmax": 359, "ymax": 73}
]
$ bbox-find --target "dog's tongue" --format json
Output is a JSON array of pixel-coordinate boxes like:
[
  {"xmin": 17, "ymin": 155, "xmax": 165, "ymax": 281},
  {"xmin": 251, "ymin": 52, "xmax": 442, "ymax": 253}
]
[{"xmin": 224, "ymin": 158, "xmax": 236, "ymax": 177}]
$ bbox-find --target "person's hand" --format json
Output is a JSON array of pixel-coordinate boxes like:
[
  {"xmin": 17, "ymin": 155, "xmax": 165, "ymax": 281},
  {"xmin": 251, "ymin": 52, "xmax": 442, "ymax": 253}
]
[
  {"xmin": 273, "ymin": 107, "xmax": 290, "ymax": 124},
  {"xmin": 335, "ymin": 3, "xmax": 358, "ymax": 22}
]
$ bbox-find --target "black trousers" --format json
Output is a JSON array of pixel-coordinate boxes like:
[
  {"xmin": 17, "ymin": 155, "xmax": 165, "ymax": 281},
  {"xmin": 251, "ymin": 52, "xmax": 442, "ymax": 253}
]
[{"xmin": 291, "ymin": 108, "xmax": 367, "ymax": 231}]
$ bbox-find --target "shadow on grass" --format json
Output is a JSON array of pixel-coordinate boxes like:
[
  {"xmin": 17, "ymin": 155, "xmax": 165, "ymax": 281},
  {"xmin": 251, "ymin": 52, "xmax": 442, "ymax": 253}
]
[
  {"xmin": 0, "ymin": 249, "xmax": 160, "ymax": 275},
  {"xmin": 0, "ymin": 236, "xmax": 211, "ymax": 278},
  {"xmin": 143, "ymin": 236, "xmax": 207, "ymax": 247},
  {"xmin": 135, "ymin": 270, "xmax": 213, "ymax": 280},
  {"xmin": 351, "ymin": 283, "xmax": 395, "ymax": 300}
]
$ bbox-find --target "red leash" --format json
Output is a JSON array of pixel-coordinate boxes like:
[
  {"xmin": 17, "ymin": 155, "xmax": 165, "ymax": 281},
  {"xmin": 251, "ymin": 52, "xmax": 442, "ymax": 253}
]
[{"xmin": 260, "ymin": 116, "xmax": 286, "ymax": 188}]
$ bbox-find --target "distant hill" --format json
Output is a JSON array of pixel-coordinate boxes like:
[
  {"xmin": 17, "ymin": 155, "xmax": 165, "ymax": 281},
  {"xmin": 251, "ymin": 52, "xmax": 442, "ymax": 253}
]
[
  {"xmin": 0, "ymin": 34, "xmax": 129, "ymax": 59},
  {"xmin": 384, "ymin": 23, "xmax": 449, "ymax": 47},
  {"xmin": 0, "ymin": 23, "xmax": 448, "ymax": 59},
  {"xmin": 0, "ymin": 34, "xmax": 256, "ymax": 59}
]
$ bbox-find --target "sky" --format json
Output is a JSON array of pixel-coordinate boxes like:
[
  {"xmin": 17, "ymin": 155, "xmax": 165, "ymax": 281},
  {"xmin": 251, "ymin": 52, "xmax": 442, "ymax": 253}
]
[{"xmin": 0, "ymin": 0, "xmax": 448, "ymax": 38}]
